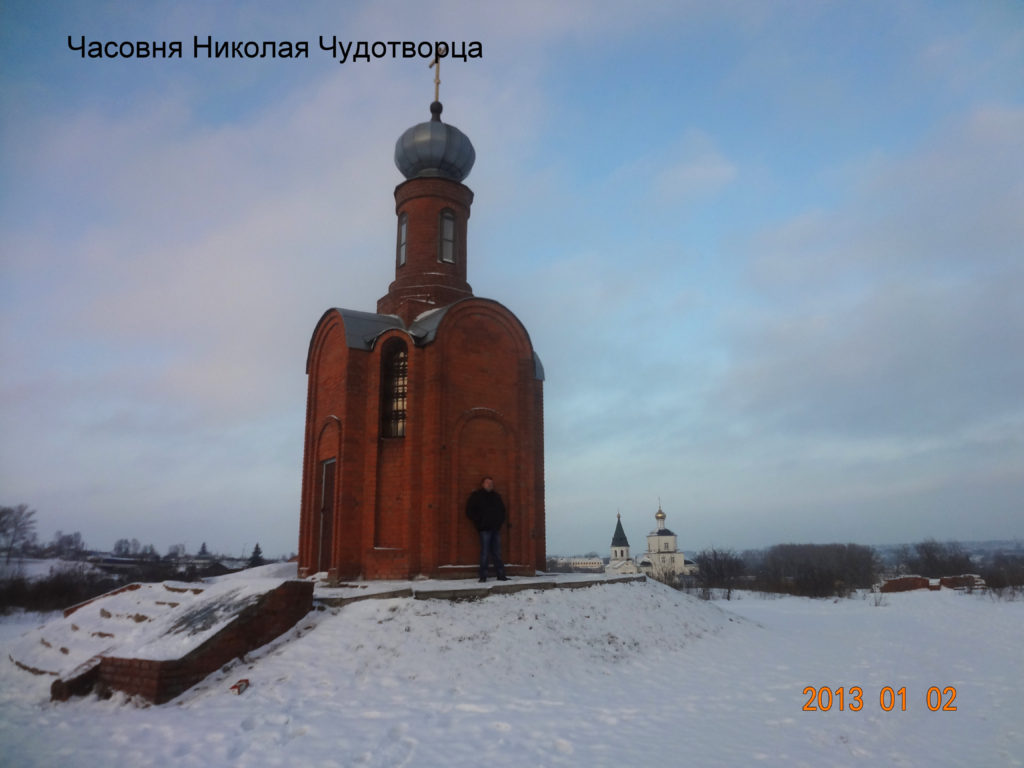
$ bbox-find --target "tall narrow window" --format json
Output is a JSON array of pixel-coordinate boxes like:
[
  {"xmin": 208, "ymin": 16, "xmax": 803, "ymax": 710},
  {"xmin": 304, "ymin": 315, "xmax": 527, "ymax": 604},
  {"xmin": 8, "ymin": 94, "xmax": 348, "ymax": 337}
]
[
  {"xmin": 396, "ymin": 213, "xmax": 407, "ymax": 267},
  {"xmin": 380, "ymin": 341, "xmax": 408, "ymax": 438},
  {"xmin": 439, "ymin": 209, "xmax": 455, "ymax": 263}
]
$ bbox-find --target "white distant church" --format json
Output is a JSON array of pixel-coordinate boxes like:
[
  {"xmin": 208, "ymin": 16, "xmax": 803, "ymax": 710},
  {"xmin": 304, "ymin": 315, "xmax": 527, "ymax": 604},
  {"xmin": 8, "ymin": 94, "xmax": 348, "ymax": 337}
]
[{"xmin": 606, "ymin": 507, "xmax": 697, "ymax": 581}]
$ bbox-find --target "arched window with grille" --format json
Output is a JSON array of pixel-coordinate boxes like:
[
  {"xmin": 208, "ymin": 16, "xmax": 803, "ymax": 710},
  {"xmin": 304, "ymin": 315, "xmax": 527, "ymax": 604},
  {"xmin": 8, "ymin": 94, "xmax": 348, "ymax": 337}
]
[
  {"xmin": 380, "ymin": 340, "xmax": 408, "ymax": 438},
  {"xmin": 439, "ymin": 208, "xmax": 455, "ymax": 263}
]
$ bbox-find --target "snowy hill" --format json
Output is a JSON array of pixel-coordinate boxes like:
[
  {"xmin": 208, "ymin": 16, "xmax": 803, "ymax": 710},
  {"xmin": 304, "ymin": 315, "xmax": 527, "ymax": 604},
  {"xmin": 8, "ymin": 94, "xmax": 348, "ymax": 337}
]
[{"xmin": 2, "ymin": 578, "xmax": 1022, "ymax": 766}]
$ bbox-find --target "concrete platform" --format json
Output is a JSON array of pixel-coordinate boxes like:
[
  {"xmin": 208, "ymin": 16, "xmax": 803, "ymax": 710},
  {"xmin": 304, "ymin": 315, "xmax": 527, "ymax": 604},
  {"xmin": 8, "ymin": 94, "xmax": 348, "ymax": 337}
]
[{"xmin": 313, "ymin": 572, "xmax": 645, "ymax": 607}]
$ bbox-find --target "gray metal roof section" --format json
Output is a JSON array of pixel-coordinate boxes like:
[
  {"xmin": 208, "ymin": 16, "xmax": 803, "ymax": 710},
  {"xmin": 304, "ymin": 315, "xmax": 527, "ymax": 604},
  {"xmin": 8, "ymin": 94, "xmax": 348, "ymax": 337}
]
[
  {"xmin": 336, "ymin": 309, "xmax": 404, "ymax": 350},
  {"xmin": 407, "ymin": 305, "xmax": 449, "ymax": 345},
  {"xmin": 320, "ymin": 301, "xmax": 544, "ymax": 381},
  {"xmin": 532, "ymin": 352, "xmax": 545, "ymax": 382}
]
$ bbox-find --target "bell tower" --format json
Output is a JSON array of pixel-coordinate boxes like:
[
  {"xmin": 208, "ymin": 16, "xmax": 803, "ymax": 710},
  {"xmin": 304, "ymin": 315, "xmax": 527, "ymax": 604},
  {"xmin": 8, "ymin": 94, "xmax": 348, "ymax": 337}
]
[
  {"xmin": 378, "ymin": 100, "xmax": 476, "ymax": 324},
  {"xmin": 610, "ymin": 513, "xmax": 631, "ymax": 562}
]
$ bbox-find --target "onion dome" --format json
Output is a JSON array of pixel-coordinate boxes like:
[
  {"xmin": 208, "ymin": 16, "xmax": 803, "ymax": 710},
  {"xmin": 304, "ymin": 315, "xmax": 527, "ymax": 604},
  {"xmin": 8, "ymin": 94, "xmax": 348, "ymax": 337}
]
[
  {"xmin": 655, "ymin": 507, "xmax": 666, "ymax": 521},
  {"xmin": 394, "ymin": 101, "xmax": 475, "ymax": 182}
]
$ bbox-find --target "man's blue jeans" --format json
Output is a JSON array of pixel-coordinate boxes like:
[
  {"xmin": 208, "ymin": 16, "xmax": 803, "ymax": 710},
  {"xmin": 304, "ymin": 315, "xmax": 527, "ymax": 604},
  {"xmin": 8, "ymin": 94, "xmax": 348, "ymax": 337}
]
[{"xmin": 479, "ymin": 529, "xmax": 505, "ymax": 580}]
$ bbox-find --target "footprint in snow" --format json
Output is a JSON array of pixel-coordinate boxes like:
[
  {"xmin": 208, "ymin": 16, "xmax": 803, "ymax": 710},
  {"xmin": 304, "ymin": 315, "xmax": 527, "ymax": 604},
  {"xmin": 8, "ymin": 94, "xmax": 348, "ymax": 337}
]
[
  {"xmin": 454, "ymin": 702, "xmax": 494, "ymax": 713},
  {"xmin": 364, "ymin": 724, "xmax": 417, "ymax": 768}
]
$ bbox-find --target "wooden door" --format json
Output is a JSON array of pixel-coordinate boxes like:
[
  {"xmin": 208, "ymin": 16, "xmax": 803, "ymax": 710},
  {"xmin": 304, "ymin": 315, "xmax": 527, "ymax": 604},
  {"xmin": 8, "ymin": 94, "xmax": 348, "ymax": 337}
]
[{"xmin": 317, "ymin": 458, "xmax": 336, "ymax": 573}]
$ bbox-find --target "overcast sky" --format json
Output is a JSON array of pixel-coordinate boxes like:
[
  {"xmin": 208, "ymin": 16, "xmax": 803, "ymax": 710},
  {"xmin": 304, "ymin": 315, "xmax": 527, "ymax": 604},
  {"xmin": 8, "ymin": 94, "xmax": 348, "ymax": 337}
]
[{"xmin": 2, "ymin": 1, "xmax": 1022, "ymax": 559}]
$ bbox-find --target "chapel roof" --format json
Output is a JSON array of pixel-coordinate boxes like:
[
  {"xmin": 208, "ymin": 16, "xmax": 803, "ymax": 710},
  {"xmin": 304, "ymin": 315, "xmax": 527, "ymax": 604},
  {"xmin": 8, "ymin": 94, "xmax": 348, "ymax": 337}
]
[{"xmin": 307, "ymin": 301, "xmax": 545, "ymax": 380}]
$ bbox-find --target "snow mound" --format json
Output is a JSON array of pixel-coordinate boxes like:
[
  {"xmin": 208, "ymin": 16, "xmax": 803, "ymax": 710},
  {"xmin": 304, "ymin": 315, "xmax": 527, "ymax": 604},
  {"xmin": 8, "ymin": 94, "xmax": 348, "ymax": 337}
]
[
  {"xmin": 173, "ymin": 578, "xmax": 740, "ymax": 706},
  {"xmin": 322, "ymin": 580, "xmax": 737, "ymax": 680}
]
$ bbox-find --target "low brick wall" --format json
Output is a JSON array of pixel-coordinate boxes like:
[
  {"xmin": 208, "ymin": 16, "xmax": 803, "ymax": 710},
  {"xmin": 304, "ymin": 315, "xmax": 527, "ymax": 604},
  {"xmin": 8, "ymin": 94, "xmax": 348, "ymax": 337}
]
[
  {"xmin": 434, "ymin": 564, "xmax": 536, "ymax": 580},
  {"xmin": 63, "ymin": 583, "xmax": 142, "ymax": 618},
  {"xmin": 53, "ymin": 580, "xmax": 313, "ymax": 704},
  {"xmin": 879, "ymin": 576, "xmax": 930, "ymax": 593},
  {"xmin": 939, "ymin": 574, "xmax": 983, "ymax": 590}
]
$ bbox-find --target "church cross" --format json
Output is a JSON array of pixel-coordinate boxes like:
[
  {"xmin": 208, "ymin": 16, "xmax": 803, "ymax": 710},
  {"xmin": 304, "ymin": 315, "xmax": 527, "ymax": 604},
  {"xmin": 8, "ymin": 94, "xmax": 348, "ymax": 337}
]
[{"xmin": 430, "ymin": 50, "xmax": 442, "ymax": 102}]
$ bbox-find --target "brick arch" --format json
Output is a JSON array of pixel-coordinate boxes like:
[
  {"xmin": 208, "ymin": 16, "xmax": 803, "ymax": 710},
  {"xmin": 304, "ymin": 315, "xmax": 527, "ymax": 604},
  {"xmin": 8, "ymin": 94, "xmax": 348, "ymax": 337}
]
[
  {"xmin": 434, "ymin": 298, "xmax": 537, "ymax": 364},
  {"xmin": 435, "ymin": 303, "xmax": 534, "ymax": 422},
  {"xmin": 449, "ymin": 409, "xmax": 516, "ymax": 567},
  {"xmin": 308, "ymin": 417, "xmax": 341, "ymax": 573},
  {"xmin": 305, "ymin": 309, "xmax": 344, "ymax": 374},
  {"xmin": 316, "ymin": 416, "xmax": 342, "ymax": 455},
  {"xmin": 298, "ymin": 312, "xmax": 346, "ymax": 577}
]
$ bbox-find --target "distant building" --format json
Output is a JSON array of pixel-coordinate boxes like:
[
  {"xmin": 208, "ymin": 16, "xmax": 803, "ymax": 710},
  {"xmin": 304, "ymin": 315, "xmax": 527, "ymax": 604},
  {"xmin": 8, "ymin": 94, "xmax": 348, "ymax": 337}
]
[
  {"xmin": 567, "ymin": 557, "xmax": 605, "ymax": 571},
  {"xmin": 606, "ymin": 514, "xmax": 638, "ymax": 575},
  {"xmin": 636, "ymin": 506, "xmax": 697, "ymax": 581}
]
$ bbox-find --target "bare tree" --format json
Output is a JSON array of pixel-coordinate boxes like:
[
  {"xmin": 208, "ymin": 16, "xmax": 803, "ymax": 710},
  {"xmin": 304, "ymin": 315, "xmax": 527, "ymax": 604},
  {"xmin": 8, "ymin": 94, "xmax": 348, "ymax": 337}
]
[
  {"xmin": 1, "ymin": 504, "xmax": 38, "ymax": 564},
  {"xmin": 982, "ymin": 553, "xmax": 1024, "ymax": 593},
  {"xmin": 694, "ymin": 548, "xmax": 745, "ymax": 600},
  {"xmin": 751, "ymin": 543, "xmax": 879, "ymax": 597},
  {"xmin": 50, "ymin": 530, "xmax": 85, "ymax": 560},
  {"xmin": 903, "ymin": 539, "xmax": 972, "ymax": 577}
]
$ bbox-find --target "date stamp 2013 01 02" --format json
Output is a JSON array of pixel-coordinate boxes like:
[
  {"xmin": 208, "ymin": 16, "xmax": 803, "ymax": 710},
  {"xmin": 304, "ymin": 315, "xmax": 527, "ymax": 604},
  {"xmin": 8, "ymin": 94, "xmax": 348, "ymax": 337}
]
[{"xmin": 802, "ymin": 686, "xmax": 958, "ymax": 712}]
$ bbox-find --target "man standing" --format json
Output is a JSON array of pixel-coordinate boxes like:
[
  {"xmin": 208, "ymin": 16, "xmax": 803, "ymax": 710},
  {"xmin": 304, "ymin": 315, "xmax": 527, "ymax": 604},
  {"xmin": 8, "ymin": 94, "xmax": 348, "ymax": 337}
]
[{"xmin": 465, "ymin": 476, "xmax": 508, "ymax": 582}]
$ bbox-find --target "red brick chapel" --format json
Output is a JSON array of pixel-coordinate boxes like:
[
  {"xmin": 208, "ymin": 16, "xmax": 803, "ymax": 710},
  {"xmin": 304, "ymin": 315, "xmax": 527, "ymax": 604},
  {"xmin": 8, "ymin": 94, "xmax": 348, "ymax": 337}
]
[{"xmin": 297, "ymin": 97, "xmax": 545, "ymax": 581}]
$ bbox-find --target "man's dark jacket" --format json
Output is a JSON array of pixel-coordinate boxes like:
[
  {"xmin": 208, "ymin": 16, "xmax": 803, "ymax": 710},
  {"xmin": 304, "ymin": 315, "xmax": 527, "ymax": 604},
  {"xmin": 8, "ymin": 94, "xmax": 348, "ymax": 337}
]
[{"xmin": 465, "ymin": 488, "xmax": 506, "ymax": 532}]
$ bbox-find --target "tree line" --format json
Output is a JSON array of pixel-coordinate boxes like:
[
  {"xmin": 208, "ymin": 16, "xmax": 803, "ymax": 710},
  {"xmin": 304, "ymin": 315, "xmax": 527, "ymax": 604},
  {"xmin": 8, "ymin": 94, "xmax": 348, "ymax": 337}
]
[
  {"xmin": 1, "ymin": 503, "xmax": 270, "ymax": 613},
  {"xmin": 1, "ymin": 504, "xmax": 269, "ymax": 567},
  {"xmin": 690, "ymin": 539, "xmax": 1024, "ymax": 600},
  {"xmin": 1, "ymin": 504, "xmax": 102, "ymax": 563}
]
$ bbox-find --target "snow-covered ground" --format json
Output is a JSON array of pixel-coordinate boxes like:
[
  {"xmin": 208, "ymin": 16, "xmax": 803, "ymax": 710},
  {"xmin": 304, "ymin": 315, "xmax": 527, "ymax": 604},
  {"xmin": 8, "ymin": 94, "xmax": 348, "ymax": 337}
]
[
  {"xmin": 1, "ymin": 578, "xmax": 1021, "ymax": 767},
  {"xmin": 0, "ymin": 558, "xmax": 104, "ymax": 581}
]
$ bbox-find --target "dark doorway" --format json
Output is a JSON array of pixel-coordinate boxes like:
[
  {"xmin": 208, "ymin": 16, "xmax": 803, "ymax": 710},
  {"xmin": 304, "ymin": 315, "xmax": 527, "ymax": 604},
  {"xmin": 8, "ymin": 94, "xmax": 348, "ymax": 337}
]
[{"xmin": 317, "ymin": 458, "xmax": 336, "ymax": 573}]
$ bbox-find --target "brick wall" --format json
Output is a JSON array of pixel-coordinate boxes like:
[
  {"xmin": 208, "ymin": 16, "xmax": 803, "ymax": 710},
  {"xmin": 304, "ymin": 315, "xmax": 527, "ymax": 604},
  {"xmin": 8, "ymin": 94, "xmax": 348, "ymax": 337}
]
[
  {"xmin": 299, "ymin": 298, "xmax": 545, "ymax": 581},
  {"xmin": 54, "ymin": 581, "xmax": 314, "ymax": 705},
  {"xmin": 879, "ymin": 576, "xmax": 930, "ymax": 593},
  {"xmin": 377, "ymin": 177, "xmax": 474, "ymax": 324}
]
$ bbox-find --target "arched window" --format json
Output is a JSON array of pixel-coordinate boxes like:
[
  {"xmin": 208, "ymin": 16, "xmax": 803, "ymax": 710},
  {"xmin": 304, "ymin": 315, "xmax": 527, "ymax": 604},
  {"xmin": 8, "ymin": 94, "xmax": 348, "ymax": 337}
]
[
  {"xmin": 439, "ymin": 208, "xmax": 455, "ymax": 263},
  {"xmin": 396, "ymin": 213, "xmax": 407, "ymax": 267},
  {"xmin": 380, "ymin": 340, "xmax": 408, "ymax": 438}
]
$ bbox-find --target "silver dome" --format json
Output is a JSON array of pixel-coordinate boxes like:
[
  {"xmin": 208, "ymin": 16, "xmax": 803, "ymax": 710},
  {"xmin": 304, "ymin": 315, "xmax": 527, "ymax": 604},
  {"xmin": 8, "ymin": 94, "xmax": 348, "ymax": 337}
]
[{"xmin": 394, "ymin": 102, "xmax": 475, "ymax": 182}]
